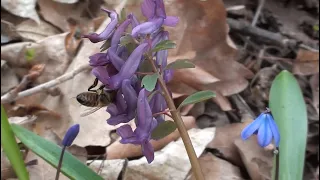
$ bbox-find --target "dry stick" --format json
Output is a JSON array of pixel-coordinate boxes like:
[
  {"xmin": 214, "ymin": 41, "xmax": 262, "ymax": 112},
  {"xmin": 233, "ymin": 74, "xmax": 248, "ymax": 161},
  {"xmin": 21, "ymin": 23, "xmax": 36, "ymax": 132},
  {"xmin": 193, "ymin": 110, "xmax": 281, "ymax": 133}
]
[
  {"xmin": 147, "ymin": 57, "xmax": 204, "ymax": 180},
  {"xmin": 1, "ymin": 64, "xmax": 91, "ymax": 103},
  {"xmin": 243, "ymin": 0, "xmax": 266, "ymax": 49}
]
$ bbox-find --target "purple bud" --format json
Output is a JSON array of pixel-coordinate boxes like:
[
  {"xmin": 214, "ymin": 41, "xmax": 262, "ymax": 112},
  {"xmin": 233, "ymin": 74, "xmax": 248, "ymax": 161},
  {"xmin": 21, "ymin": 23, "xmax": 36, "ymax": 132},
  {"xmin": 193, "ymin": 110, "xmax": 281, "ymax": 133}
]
[
  {"xmin": 89, "ymin": 53, "xmax": 109, "ymax": 67},
  {"xmin": 62, "ymin": 124, "xmax": 80, "ymax": 147},
  {"xmin": 132, "ymin": 18, "xmax": 164, "ymax": 37},
  {"xmin": 83, "ymin": 9, "xmax": 118, "ymax": 43},
  {"xmin": 111, "ymin": 19, "xmax": 132, "ymax": 50},
  {"xmin": 163, "ymin": 69, "xmax": 174, "ymax": 83}
]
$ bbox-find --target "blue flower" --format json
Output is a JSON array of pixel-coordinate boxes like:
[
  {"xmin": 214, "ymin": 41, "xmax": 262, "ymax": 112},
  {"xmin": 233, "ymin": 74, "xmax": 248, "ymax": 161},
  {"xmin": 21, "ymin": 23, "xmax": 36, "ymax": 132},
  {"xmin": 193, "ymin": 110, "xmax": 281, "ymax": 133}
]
[{"xmin": 241, "ymin": 110, "xmax": 280, "ymax": 147}]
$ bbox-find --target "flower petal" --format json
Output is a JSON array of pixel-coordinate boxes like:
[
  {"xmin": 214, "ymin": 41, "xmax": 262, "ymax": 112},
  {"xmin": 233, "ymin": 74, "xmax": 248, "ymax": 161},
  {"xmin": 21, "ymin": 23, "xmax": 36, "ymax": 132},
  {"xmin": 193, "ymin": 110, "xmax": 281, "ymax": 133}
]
[
  {"xmin": 106, "ymin": 103, "xmax": 119, "ymax": 116},
  {"xmin": 107, "ymin": 114, "xmax": 130, "ymax": 125},
  {"xmin": 163, "ymin": 69, "xmax": 173, "ymax": 83},
  {"xmin": 141, "ymin": 140, "xmax": 154, "ymax": 163},
  {"xmin": 109, "ymin": 43, "xmax": 148, "ymax": 89},
  {"xmin": 163, "ymin": 16, "xmax": 179, "ymax": 27},
  {"xmin": 117, "ymin": 124, "xmax": 134, "ymax": 138},
  {"xmin": 155, "ymin": 0, "xmax": 166, "ymax": 18},
  {"xmin": 132, "ymin": 18, "xmax": 164, "ymax": 37},
  {"xmin": 122, "ymin": 79, "xmax": 138, "ymax": 120},
  {"xmin": 141, "ymin": 0, "xmax": 156, "ymax": 19},
  {"xmin": 108, "ymin": 49, "xmax": 125, "ymax": 71},
  {"xmin": 257, "ymin": 118, "xmax": 273, "ymax": 147},
  {"xmin": 241, "ymin": 113, "xmax": 266, "ymax": 140},
  {"xmin": 111, "ymin": 19, "xmax": 132, "ymax": 49},
  {"xmin": 83, "ymin": 10, "xmax": 118, "ymax": 43},
  {"xmin": 267, "ymin": 114, "xmax": 280, "ymax": 147},
  {"xmin": 116, "ymin": 89, "xmax": 127, "ymax": 113},
  {"xmin": 91, "ymin": 66, "xmax": 111, "ymax": 85},
  {"xmin": 89, "ymin": 53, "xmax": 109, "ymax": 67},
  {"xmin": 136, "ymin": 89, "xmax": 153, "ymax": 132},
  {"xmin": 128, "ymin": 13, "xmax": 140, "ymax": 28}
]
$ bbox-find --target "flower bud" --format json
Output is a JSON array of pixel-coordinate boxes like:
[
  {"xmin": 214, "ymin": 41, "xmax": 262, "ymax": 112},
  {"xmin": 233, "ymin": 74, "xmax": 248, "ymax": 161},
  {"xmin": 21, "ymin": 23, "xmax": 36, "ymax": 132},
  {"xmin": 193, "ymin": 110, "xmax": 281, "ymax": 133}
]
[{"xmin": 62, "ymin": 124, "xmax": 80, "ymax": 147}]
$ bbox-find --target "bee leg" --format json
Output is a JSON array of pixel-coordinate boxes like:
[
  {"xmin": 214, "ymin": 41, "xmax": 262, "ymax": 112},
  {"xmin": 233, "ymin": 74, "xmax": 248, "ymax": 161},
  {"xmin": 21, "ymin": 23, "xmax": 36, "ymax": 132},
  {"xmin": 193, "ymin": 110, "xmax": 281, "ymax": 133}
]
[{"xmin": 88, "ymin": 78, "xmax": 99, "ymax": 92}]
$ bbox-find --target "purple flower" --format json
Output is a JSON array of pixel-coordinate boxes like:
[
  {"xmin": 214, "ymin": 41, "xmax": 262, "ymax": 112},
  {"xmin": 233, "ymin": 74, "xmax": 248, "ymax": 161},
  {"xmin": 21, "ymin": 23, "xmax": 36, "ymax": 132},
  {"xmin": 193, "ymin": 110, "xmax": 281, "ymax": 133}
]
[
  {"xmin": 62, "ymin": 124, "xmax": 80, "ymax": 147},
  {"xmin": 155, "ymin": 31, "xmax": 169, "ymax": 68},
  {"xmin": 107, "ymin": 80, "xmax": 138, "ymax": 125},
  {"xmin": 128, "ymin": 13, "xmax": 140, "ymax": 28},
  {"xmin": 91, "ymin": 65, "xmax": 118, "ymax": 87},
  {"xmin": 89, "ymin": 53, "xmax": 109, "ymax": 67},
  {"xmin": 83, "ymin": 9, "xmax": 118, "ymax": 43},
  {"xmin": 116, "ymin": 89, "xmax": 157, "ymax": 163},
  {"xmin": 241, "ymin": 109, "xmax": 280, "ymax": 147},
  {"xmin": 132, "ymin": 0, "xmax": 179, "ymax": 37},
  {"xmin": 109, "ymin": 43, "xmax": 149, "ymax": 89}
]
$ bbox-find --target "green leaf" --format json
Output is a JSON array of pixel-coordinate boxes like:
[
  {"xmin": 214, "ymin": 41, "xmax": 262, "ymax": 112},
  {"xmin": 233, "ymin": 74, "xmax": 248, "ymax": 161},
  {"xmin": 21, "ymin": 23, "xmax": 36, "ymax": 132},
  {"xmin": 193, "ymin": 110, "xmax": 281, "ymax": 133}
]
[
  {"xmin": 151, "ymin": 121, "xmax": 177, "ymax": 140},
  {"xmin": 99, "ymin": 39, "xmax": 111, "ymax": 52},
  {"xmin": 119, "ymin": 8, "xmax": 127, "ymax": 23},
  {"xmin": 152, "ymin": 40, "xmax": 176, "ymax": 52},
  {"xmin": 120, "ymin": 34, "xmax": 135, "ymax": 46},
  {"xmin": 178, "ymin": 91, "xmax": 216, "ymax": 110},
  {"xmin": 165, "ymin": 59, "xmax": 195, "ymax": 70},
  {"xmin": 11, "ymin": 124, "xmax": 103, "ymax": 180},
  {"xmin": 1, "ymin": 106, "xmax": 29, "ymax": 180},
  {"xmin": 25, "ymin": 49, "xmax": 36, "ymax": 62},
  {"xmin": 141, "ymin": 73, "xmax": 159, "ymax": 91},
  {"xmin": 313, "ymin": 24, "xmax": 319, "ymax": 32},
  {"xmin": 269, "ymin": 70, "xmax": 307, "ymax": 180}
]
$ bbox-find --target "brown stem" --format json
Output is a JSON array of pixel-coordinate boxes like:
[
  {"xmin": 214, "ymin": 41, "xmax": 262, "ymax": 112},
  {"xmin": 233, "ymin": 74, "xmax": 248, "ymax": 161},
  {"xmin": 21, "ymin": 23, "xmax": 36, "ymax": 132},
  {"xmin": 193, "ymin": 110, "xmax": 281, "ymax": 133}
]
[{"xmin": 147, "ymin": 57, "xmax": 204, "ymax": 180}]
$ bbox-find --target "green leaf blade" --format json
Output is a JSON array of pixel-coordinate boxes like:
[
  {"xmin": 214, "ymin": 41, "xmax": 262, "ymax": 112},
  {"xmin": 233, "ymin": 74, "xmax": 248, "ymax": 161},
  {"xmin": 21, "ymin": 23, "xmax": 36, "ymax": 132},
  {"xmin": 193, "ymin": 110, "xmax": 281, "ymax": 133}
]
[
  {"xmin": 11, "ymin": 124, "xmax": 103, "ymax": 180},
  {"xmin": 152, "ymin": 40, "xmax": 176, "ymax": 52},
  {"xmin": 178, "ymin": 91, "xmax": 216, "ymax": 109},
  {"xmin": 269, "ymin": 70, "xmax": 307, "ymax": 180},
  {"xmin": 142, "ymin": 73, "xmax": 159, "ymax": 91},
  {"xmin": 165, "ymin": 59, "xmax": 195, "ymax": 70},
  {"xmin": 1, "ymin": 106, "xmax": 29, "ymax": 180},
  {"xmin": 151, "ymin": 121, "xmax": 177, "ymax": 140}
]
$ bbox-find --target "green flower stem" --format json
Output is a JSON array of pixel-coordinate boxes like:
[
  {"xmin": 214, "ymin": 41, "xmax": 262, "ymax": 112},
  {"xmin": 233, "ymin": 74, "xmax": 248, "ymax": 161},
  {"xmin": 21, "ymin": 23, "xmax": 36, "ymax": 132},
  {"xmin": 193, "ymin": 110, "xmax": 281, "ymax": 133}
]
[
  {"xmin": 1, "ymin": 106, "xmax": 29, "ymax": 180},
  {"xmin": 147, "ymin": 57, "xmax": 205, "ymax": 180}
]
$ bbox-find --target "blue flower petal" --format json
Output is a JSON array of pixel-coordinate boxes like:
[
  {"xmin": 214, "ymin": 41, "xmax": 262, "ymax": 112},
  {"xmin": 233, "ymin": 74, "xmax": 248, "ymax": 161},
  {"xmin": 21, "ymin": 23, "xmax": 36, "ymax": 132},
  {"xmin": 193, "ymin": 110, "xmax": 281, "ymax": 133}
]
[
  {"xmin": 267, "ymin": 114, "xmax": 280, "ymax": 147},
  {"xmin": 141, "ymin": 140, "xmax": 154, "ymax": 163},
  {"xmin": 257, "ymin": 117, "xmax": 273, "ymax": 147},
  {"xmin": 241, "ymin": 113, "xmax": 266, "ymax": 140}
]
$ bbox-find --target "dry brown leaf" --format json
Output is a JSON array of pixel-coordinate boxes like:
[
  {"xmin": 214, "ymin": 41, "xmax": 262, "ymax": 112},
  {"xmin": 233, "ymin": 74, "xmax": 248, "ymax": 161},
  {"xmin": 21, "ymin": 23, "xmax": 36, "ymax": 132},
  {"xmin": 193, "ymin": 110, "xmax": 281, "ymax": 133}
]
[
  {"xmin": 310, "ymin": 74, "xmax": 319, "ymax": 114},
  {"xmin": 1, "ymin": 0, "xmax": 40, "ymax": 24},
  {"xmin": 1, "ymin": 60, "xmax": 19, "ymax": 95},
  {"xmin": 106, "ymin": 116, "xmax": 196, "ymax": 160},
  {"xmin": 207, "ymin": 117, "xmax": 253, "ymax": 167},
  {"xmin": 16, "ymin": 19, "xmax": 60, "ymax": 42},
  {"xmin": 188, "ymin": 153, "xmax": 243, "ymax": 180},
  {"xmin": 234, "ymin": 137, "xmax": 274, "ymax": 180},
  {"xmin": 293, "ymin": 49, "xmax": 319, "ymax": 75},
  {"xmin": 38, "ymin": 0, "xmax": 102, "ymax": 32}
]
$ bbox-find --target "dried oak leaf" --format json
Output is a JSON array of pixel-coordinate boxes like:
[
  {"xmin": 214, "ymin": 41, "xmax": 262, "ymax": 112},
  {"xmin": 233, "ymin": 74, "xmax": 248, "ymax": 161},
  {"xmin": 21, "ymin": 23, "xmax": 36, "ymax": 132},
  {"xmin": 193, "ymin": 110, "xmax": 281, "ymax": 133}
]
[{"xmin": 293, "ymin": 49, "xmax": 319, "ymax": 75}]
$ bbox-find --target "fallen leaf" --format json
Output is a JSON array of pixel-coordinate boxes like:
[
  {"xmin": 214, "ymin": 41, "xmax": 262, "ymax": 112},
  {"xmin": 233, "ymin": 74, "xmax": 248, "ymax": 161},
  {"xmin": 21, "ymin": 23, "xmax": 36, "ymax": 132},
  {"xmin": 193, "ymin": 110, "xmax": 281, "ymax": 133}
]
[
  {"xmin": 16, "ymin": 19, "xmax": 60, "ymax": 42},
  {"xmin": 1, "ymin": 20, "xmax": 21, "ymax": 44},
  {"xmin": 38, "ymin": 0, "xmax": 102, "ymax": 32},
  {"xmin": 123, "ymin": 128, "xmax": 215, "ymax": 180},
  {"xmin": 310, "ymin": 74, "xmax": 319, "ymax": 114},
  {"xmin": 234, "ymin": 137, "xmax": 274, "ymax": 180},
  {"xmin": 1, "ymin": 60, "xmax": 19, "ymax": 95},
  {"xmin": 293, "ymin": 49, "xmax": 319, "ymax": 75},
  {"xmin": 1, "ymin": 0, "xmax": 40, "ymax": 24},
  {"xmin": 188, "ymin": 152, "xmax": 243, "ymax": 180},
  {"xmin": 207, "ymin": 117, "xmax": 253, "ymax": 167},
  {"xmin": 89, "ymin": 159, "xmax": 126, "ymax": 180}
]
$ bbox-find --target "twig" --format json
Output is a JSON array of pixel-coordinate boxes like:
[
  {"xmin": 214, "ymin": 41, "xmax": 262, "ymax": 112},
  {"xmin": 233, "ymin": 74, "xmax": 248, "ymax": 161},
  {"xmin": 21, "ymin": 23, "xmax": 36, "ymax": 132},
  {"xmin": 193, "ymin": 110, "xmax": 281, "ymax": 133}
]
[
  {"xmin": 1, "ymin": 64, "xmax": 90, "ymax": 103},
  {"xmin": 251, "ymin": 0, "xmax": 266, "ymax": 27},
  {"xmin": 227, "ymin": 18, "xmax": 298, "ymax": 48}
]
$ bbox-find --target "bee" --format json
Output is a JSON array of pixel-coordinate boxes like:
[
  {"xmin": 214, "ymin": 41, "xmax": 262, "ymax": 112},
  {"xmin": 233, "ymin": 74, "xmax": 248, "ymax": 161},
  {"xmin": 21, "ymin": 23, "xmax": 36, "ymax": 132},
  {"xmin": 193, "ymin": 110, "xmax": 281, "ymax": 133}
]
[{"xmin": 76, "ymin": 78, "xmax": 116, "ymax": 117}]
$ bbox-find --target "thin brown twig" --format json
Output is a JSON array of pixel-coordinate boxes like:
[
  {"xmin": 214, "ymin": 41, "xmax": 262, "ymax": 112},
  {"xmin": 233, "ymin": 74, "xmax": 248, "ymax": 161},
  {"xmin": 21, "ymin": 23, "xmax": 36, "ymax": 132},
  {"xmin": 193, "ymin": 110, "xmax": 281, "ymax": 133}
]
[{"xmin": 1, "ymin": 64, "xmax": 90, "ymax": 103}]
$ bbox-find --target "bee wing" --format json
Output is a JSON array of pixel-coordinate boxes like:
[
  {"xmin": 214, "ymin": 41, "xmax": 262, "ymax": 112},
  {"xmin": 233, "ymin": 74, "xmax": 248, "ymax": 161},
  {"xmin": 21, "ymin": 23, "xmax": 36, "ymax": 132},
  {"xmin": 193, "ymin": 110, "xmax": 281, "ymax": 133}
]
[{"xmin": 80, "ymin": 106, "xmax": 103, "ymax": 117}]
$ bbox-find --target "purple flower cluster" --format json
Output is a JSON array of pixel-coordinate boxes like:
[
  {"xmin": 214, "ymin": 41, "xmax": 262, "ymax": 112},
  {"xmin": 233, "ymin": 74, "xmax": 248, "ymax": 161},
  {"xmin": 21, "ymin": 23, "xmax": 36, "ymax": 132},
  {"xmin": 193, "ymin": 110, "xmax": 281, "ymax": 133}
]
[{"xmin": 83, "ymin": 0, "xmax": 179, "ymax": 163}]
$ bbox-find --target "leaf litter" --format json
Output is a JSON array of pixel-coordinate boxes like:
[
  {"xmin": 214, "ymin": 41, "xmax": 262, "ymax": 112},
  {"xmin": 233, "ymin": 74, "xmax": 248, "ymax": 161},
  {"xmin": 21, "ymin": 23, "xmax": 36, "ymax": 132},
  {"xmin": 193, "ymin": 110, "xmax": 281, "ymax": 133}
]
[{"xmin": 1, "ymin": 0, "xmax": 319, "ymax": 179}]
